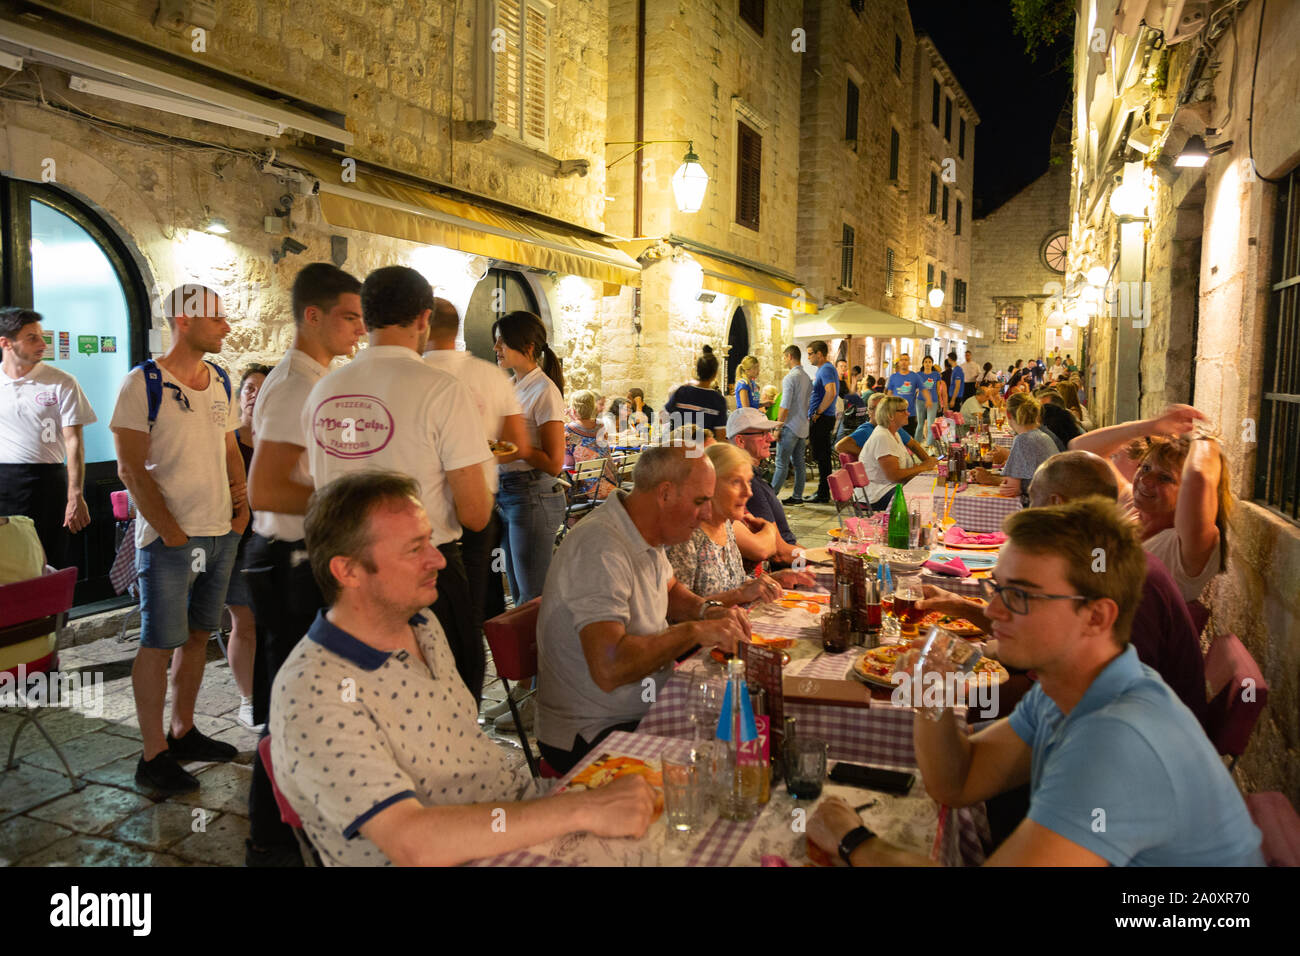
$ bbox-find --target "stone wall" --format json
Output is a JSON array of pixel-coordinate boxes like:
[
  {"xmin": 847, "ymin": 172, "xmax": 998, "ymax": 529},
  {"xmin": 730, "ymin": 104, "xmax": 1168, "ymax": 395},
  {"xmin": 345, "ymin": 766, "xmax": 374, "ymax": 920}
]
[
  {"xmin": 605, "ymin": 0, "xmax": 803, "ymax": 273},
  {"xmin": 31, "ymin": 0, "xmax": 611, "ymax": 232},
  {"xmin": 968, "ymin": 165, "xmax": 1071, "ymax": 373},
  {"xmin": 795, "ymin": 0, "xmax": 914, "ymax": 308}
]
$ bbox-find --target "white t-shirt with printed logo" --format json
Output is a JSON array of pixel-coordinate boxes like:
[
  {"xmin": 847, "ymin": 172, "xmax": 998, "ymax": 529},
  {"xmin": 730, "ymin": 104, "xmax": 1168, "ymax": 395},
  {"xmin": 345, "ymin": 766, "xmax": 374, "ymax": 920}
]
[
  {"xmin": 499, "ymin": 365, "xmax": 566, "ymax": 475},
  {"xmin": 109, "ymin": 362, "xmax": 238, "ymax": 548},
  {"xmin": 0, "ymin": 362, "xmax": 97, "ymax": 465},
  {"xmin": 302, "ymin": 345, "xmax": 490, "ymax": 546},
  {"xmin": 251, "ymin": 348, "xmax": 329, "ymax": 542},
  {"xmin": 423, "ymin": 349, "xmax": 520, "ymax": 494}
]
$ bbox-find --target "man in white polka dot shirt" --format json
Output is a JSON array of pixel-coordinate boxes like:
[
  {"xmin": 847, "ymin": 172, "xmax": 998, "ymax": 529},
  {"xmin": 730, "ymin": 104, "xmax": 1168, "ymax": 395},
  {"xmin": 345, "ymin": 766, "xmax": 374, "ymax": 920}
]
[{"xmin": 270, "ymin": 471, "xmax": 655, "ymax": 866}]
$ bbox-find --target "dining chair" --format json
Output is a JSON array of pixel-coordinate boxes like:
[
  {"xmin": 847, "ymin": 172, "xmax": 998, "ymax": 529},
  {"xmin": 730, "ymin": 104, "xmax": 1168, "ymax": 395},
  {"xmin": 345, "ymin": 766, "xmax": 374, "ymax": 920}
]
[
  {"xmin": 1245, "ymin": 792, "xmax": 1300, "ymax": 866},
  {"xmin": 558, "ymin": 457, "xmax": 610, "ymax": 543},
  {"xmin": 1, "ymin": 566, "xmax": 82, "ymax": 791},
  {"xmin": 826, "ymin": 469, "xmax": 857, "ymax": 528},
  {"xmin": 256, "ymin": 735, "xmax": 319, "ymax": 866},
  {"xmin": 846, "ymin": 461, "xmax": 869, "ymax": 489},
  {"xmin": 1204, "ymin": 632, "xmax": 1268, "ymax": 771},
  {"xmin": 482, "ymin": 598, "xmax": 560, "ymax": 781}
]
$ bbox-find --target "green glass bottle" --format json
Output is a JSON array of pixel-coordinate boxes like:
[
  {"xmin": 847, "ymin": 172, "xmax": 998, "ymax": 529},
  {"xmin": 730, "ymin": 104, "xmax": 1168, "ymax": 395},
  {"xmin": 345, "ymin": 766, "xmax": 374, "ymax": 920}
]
[{"xmin": 887, "ymin": 485, "xmax": 910, "ymax": 549}]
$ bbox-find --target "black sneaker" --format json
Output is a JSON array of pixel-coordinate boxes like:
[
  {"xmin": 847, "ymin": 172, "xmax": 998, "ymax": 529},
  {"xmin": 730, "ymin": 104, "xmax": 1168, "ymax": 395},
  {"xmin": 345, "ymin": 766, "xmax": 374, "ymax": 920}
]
[
  {"xmin": 245, "ymin": 838, "xmax": 306, "ymax": 867},
  {"xmin": 135, "ymin": 752, "xmax": 200, "ymax": 794},
  {"xmin": 809, "ymin": 496, "xmax": 832, "ymax": 505},
  {"xmin": 167, "ymin": 726, "xmax": 238, "ymax": 762},
  {"xmin": 781, "ymin": 496, "xmax": 804, "ymax": 505}
]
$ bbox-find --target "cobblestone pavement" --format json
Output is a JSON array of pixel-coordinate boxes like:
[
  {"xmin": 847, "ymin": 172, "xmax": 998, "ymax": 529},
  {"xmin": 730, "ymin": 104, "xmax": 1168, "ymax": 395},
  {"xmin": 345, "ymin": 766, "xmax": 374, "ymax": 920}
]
[{"xmin": 1, "ymin": 497, "xmax": 840, "ymax": 866}]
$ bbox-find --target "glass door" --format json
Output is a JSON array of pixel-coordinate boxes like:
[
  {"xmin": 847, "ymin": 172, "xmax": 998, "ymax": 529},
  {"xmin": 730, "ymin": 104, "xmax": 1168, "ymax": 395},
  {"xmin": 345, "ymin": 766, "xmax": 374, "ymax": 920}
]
[{"xmin": 4, "ymin": 179, "xmax": 148, "ymax": 606}]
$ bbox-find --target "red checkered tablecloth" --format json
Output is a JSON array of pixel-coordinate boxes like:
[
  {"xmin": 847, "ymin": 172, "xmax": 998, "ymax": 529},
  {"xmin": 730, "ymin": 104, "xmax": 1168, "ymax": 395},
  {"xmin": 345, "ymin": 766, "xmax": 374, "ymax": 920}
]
[
  {"xmin": 932, "ymin": 485, "xmax": 1022, "ymax": 534},
  {"xmin": 470, "ymin": 731, "xmax": 988, "ymax": 867}
]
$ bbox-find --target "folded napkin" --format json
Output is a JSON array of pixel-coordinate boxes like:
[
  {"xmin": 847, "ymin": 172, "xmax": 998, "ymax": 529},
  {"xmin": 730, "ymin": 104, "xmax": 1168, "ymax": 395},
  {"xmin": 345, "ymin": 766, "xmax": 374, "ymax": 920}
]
[
  {"xmin": 943, "ymin": 526, "xmax": 1007, "ymax": 547},
  {"xmin": 923, "ymin": 556, "xmax": 971, "ymax": 578}
]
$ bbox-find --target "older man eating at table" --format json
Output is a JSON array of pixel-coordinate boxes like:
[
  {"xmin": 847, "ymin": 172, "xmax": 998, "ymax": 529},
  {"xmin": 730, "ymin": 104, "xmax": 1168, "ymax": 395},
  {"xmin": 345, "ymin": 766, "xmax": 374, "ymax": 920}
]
[
  {"xmin": 810, "ymin": 496, "xmax": 1262, "ymax": 866},
  {"xmin": 536, "ymin": 445, "xmax": 750, "ymax": 774},
  {"xmin": 269, "ymin": 471, "xmax": 657, "ymax": 866}
]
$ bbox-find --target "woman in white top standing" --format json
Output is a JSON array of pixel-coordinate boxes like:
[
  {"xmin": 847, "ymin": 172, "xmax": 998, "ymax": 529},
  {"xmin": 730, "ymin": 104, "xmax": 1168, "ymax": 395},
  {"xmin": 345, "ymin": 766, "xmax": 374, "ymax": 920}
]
[
  {"xmin": 857, "ymin": 396, "xmax": 937, "ymax": 511},
  {"xmin": 492, "ymin": 311, "xmax": 568, "ymax": 604},
  {"xmin": 1070, "ymin": 404, "xmax": 1231, "ymax": 603}
]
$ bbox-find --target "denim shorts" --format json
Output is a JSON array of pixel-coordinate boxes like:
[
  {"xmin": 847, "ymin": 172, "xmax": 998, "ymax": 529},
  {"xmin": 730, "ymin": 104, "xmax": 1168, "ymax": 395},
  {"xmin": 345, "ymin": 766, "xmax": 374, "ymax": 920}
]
[{"xmin": 136, "ymin": 531, "xmax": 241, "ymax": 650}]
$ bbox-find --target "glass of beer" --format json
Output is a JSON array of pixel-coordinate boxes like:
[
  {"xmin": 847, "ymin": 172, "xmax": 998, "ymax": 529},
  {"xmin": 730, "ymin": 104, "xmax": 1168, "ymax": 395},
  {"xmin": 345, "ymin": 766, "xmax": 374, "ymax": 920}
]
[{"xmin": 895, "ymin": 574, "xmax": 925, "ymax": 639}]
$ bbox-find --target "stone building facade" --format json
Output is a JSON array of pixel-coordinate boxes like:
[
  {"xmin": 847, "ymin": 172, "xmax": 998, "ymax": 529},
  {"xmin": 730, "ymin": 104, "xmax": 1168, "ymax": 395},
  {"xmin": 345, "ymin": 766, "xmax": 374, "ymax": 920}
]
[
  {"xmin": 968, "ymin": 163, "xmax": 1073, "ymax": 376},
  {"xmin": 1070, "ymin": 0, "xmax": 1300, "ymax": 805}
]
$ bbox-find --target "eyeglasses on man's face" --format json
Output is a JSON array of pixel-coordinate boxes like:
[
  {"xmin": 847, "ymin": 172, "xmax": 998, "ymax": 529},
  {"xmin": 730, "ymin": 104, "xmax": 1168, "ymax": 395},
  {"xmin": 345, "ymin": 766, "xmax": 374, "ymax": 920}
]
[{"xmin": 979, "ymin": 577, "xmax": 1091, "ymax": 616}]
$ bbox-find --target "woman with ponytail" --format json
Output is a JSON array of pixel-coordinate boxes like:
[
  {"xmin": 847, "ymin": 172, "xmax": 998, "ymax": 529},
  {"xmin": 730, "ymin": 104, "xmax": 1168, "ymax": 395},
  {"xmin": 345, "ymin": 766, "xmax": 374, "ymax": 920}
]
[
  {"xmin": 492, "ymin": 311, "xmax": 568, "ymax": 603},
  {"xmin": 971, "ymin": 392, "xmax": 1057, "ymax": 499}
]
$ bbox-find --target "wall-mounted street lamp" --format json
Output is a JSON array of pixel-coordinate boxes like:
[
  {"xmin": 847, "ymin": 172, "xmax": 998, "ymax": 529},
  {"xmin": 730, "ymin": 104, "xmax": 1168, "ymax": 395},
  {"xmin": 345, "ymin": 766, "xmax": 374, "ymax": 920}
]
[
  {"xmin": 1174, "ymin": 134, "xmax": 1233, "ymax": 168},
  {"xmin": 606, "ymin": 140, "xmax": 709, "ymax": 213},
  {"xmin": 927, "ymin": 287, "xmax": 945, "ymax": 309}
]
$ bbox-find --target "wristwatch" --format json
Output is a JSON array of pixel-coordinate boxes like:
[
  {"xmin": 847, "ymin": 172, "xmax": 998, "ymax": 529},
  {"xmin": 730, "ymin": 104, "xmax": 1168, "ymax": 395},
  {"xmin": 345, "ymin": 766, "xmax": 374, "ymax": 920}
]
[
  {"xmin": 698, "ymin": 599, "xmax": 725, "ymax": 620},
  {"xmin": 838, "ymin": 824, "xmax": 877, "ymax": 866}
]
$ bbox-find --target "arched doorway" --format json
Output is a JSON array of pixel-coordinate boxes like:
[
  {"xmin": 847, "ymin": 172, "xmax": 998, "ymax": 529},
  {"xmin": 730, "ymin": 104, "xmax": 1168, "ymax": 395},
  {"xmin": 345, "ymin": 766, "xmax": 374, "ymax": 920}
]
[
  {"xmin": 462, "ymin": 266, "xmax": 544, "ymax": 363},
  {"xmin": 3, "ymin": 178, "xmax": 149, "ymax": 604},
  {"xmin": 725, "ymin": 307, "xmax": 749, "ymax": 387}
]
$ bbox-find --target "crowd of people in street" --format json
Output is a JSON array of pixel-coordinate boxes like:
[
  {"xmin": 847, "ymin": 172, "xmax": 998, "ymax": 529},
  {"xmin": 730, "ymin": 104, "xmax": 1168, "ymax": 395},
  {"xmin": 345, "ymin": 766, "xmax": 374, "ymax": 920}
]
[{"xmin": 0, "ymin": 264, "xmax": 1261, "ymax": 867}]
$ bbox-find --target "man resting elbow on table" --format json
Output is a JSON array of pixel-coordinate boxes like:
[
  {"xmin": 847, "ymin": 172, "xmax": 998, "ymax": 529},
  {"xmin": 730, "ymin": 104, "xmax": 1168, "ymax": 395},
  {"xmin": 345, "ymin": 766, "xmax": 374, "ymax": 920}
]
[
  {"xmin": 810, "ymin": 497, "xmax": 1261, "ymax": 867},
  {"xmin": 269, "ymin": 472, "xmax": 657, "ymax": 867},
  {"xmin": 536, "ymin": 446, "xmax": 750, "ymax": 775}
]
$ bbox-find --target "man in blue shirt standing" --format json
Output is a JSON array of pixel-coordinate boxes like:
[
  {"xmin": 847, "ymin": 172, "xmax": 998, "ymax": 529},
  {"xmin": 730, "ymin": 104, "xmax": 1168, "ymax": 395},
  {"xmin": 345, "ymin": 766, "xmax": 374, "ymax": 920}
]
[
  {"xmin": 808, "ymin": 496, "xmax": 1263, "ymax": 867},
  {"xmin": 771, "ymin": 344, "xmax": 811, "ymax": 504},
  {"xmin": 946, "ymin": 351, "xmax": 965, "ymax": 413},
  {"xmin": 885, "ymin": 353, "xmax": 923, "ymax": 435},
  {"xmin": 806, "ymin": 340, "xmax": 839, "ymax": 504}
]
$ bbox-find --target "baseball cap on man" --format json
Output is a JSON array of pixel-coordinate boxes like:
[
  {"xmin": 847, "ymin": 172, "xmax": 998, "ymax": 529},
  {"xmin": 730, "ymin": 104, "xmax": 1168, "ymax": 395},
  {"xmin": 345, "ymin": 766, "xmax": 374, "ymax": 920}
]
[{"xmin": 726, "ymin": 406, "xmax": 781, "ymax": 439}]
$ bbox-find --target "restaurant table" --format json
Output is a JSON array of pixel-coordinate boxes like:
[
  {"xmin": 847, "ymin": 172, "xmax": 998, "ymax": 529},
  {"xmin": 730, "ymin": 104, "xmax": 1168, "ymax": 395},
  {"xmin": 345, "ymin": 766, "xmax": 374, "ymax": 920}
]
[
  {"xmin": 469, "ymin": 731, "xmax": 987, "ymax": 867},
  {"xmin": 932, "ymin": 482, "xmax": 1022, "ymax": 534}
]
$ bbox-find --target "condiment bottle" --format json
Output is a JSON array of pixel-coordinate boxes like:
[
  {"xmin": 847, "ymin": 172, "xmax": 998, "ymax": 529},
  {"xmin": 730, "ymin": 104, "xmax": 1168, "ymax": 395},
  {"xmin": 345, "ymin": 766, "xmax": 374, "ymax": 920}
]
[
  {"xmin": 716, "ymin": 658, "xmax": 761, "ymax": 821},
  {"xmin": 747, "ymin": 686, "xmax": 771, "ymax": 804}
]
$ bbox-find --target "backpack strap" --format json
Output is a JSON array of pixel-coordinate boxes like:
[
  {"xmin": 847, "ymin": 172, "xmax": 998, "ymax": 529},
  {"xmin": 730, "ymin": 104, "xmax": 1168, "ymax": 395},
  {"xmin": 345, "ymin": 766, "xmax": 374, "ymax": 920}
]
[
  {"xmin": 134, "ymin": 359, "xmax": 164, "ymax": 431},
  {"xmin": 205, "ymin": 360, "xmax": 232, "ymax": 403}
]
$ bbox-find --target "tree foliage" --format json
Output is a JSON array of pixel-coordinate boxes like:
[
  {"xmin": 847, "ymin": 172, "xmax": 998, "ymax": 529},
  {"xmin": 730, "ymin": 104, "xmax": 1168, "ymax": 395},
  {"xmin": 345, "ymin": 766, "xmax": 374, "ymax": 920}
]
[{"xmin": 1009, "ymin": 0, "xmax": 1078, "ymax": 61}]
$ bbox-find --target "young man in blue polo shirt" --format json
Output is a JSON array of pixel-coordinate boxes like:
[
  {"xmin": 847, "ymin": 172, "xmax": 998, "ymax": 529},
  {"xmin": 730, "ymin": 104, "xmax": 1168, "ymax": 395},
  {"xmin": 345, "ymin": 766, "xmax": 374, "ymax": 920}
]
[
  {"xmin": 809, "ymin": 496, "xmax": 1262, "ymax": 867},
  {"xmin": 806, "ymin": 340, "xmax": 840, "ymax": 504}
]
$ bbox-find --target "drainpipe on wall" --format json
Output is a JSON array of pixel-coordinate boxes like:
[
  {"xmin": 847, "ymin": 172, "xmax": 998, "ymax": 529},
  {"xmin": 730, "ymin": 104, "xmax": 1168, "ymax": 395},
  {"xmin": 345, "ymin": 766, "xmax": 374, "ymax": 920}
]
[{"xmin": 634, "ymin": 0, "xmax": 645, "ymax": 239}]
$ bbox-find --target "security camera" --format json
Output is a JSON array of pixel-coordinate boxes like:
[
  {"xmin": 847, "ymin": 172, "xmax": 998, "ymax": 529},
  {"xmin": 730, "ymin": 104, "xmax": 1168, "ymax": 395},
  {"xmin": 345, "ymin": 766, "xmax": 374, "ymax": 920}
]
[{"xmin": 282, "ymin": 237, "xmax": 307, "ymax": 255}]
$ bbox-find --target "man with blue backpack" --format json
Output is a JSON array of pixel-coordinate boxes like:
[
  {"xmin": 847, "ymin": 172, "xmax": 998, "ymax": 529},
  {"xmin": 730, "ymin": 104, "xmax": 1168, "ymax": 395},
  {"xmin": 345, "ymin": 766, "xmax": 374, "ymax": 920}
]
[{"xmin": 110, "ymin": 284, "xmax": 250, "ymax": 794}]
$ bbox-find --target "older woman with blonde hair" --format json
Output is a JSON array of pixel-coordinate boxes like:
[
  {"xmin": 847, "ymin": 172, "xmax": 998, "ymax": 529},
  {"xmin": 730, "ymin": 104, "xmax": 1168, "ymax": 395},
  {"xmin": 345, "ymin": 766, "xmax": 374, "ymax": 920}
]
[
  {"xmin": 1071, "ymin": 405, "xmax": 1231, "ymax": 602},
  {"xmin": 667, "ymin": 443, "xmax": 814, "ymax": 606},
  {"xmin": 856, "ymin": 395, "xmax": 937, "ymax": 510},
  {"xmin": 734, "ymin": 355, "xmax": 761, "ymax": 409},
  {"xmin": 563, "ymin": 388, "xmax": 617, "ymax": 498}
]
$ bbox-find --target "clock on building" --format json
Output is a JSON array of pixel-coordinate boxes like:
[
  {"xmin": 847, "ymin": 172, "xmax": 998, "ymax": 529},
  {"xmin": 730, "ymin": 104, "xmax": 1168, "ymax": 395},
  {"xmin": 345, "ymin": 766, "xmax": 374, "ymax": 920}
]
[{"xmin": 1042, "ymin": 231, "xmax": 1068, "ymax": 273}]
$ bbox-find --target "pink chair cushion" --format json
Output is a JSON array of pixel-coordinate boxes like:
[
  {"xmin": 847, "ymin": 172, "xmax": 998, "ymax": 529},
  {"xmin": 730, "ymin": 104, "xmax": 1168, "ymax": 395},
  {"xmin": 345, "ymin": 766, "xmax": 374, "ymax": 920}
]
[
  {"xmin": 257, "ymin": 735, "xmax": 304, "ymax": 829},
  {"xmin": 0, "ymin": 566, "xmax": 76, "ymax": 629},
  {"xmin": 838, "ymin": 453, "xmax": 853, "ymax": 468},
  {"xmin": 846, "ymin": 461, "xmax": 869, "ymax": 488},
  {"xmin": 1204, "ymin": 633, "xmax": 1268, "ymax": 758},
  {"xmin": 111, "ymin": 490, "xmax": 133, "ymax": 521},
  {"xmin": 1246, "ymin": 792, "xmax": 1300, "ymax": 866},
  {"xmin": 827, "ymin": 470, "xmax": 854, "ymax": 504}
]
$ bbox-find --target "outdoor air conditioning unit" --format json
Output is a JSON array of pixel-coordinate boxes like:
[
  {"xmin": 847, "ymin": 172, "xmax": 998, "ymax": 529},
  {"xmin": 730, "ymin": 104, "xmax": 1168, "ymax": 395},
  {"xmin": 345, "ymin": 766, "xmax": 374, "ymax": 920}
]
[{"xmin": 1162, "ymin": 0, "xmax": 1210, "ymax": 45}]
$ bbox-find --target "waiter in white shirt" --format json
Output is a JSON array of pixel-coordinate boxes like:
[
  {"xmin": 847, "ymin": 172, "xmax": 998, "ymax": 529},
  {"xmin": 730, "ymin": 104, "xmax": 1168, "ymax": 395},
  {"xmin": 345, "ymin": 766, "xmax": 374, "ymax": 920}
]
[
  {"xmin": 961, "ymin": 351, "xmax": 980, "ymax": 404},
  {"xmin": 424, "ymin": 297, "xmax": 529, "ymax": 626},
  {"xmin": 303, "ymin": 266, "xmax": 492, "ymax": 700},
  {"xmin": 244, "ymin": 263, "xmax": 364, "ymax": 866},
  {"xmin": 0, "ymin": 307, "xmax": 96, "ymax": 566}
]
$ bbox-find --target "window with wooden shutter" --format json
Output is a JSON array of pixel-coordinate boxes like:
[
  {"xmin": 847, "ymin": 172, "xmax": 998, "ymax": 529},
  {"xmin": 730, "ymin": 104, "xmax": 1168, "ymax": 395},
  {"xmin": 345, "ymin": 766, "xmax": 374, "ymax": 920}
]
[
  {"xmin": 944, "ymin": 96, "xmax": 952, "ymax": 140},
  {"xmin": 954, "ymin": 279, "xmax": 967, "ymax": 313},
  {"xmin": 929, "ymin": 171, "xmax": 937, "ymax": 215},
  {"xmin": 493, "ymin": 0, "xmax": 549, "ymax": 149},
  {"xmin": 736, "ymin": 121, "xmax": 762, "ymax": 230},
  {"xmin": 931, "ymin": 79, "xmax": 940, "ymax": 126},
  {"xmin": 841, "ymin": 224, "xmax": 855, "ymax": 289},
  {"xmin": 958, "ymin": 117, "xmax": 967, "ymax": 159},
  {"xmin": 955, "ymin": 199, "xmax": 963, "ymax": 236},
  {"xmin": 942, "ymin": 185, "xmax": 949, "ymax": 223},
  {"xmin": 889, "ymin": 127, "xmax": 899, "ymax": 180},
  {"xmin": 739, "ymin": 0, "xmax": 765, "ymax": 35},
  {"xmin": 845, "ymin": 79, "xmax": 859, "ymax": 146},
  {"xmin": 940, "ymin": 270, "xmax": 948, "ymax": 298},
  {"xmin": 926, "ymin": 263, "xmax": 935, "ymax": 291}
]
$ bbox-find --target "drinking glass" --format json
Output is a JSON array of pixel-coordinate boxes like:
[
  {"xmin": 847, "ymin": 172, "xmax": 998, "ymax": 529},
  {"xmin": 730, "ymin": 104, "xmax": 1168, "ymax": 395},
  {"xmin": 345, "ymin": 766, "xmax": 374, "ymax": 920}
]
[
  {"xmin": 785, "ymin": 737, "xmax": 828, "ymax": 800},
  {"xmin": 661, "ymin": 751, "xmax": 704, "ymax": 832},
  {"xmin": 687, "ymin": 672, "xmax": 725, "ymax": 741},
  {"xmin": 895, "ymin": 573, "xmax": 925, "ymax": 639}
]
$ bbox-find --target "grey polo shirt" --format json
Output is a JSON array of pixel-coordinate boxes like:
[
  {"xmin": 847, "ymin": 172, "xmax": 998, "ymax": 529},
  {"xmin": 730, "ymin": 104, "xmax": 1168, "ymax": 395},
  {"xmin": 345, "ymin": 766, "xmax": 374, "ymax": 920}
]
[
  {"xmin": 536, "ymin": 491, "xmax": 674, "ymax": 751},
  {"xmin": 270, "ymin": 610, "xmax": 530, "ymax": 867}
]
